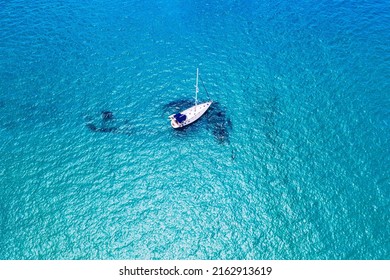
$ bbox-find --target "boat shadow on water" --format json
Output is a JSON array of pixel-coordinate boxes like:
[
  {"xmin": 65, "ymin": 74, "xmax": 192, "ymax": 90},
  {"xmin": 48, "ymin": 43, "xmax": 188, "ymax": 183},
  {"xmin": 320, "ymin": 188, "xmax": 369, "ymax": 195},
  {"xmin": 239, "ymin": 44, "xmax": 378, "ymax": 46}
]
[{"xmin": 163, "ymin": 99, "xmax": 233, "ymax": 144}]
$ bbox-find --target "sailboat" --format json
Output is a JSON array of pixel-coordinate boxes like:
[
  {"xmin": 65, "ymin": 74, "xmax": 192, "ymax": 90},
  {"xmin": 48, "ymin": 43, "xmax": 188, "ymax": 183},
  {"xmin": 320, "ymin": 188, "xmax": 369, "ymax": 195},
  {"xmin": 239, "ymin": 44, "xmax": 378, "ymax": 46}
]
[{"xmin": 169, "ymin": 68, "xmax": 212, "ymax": 128}]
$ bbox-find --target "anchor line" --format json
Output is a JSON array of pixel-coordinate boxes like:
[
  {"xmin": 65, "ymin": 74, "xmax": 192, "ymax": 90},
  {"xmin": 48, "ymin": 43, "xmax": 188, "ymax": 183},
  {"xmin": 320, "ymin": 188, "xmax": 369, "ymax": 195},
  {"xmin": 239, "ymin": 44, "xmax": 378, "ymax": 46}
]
[{"xmin": 199, "ymin": 74, "xmax": 212, "ymax": 101}]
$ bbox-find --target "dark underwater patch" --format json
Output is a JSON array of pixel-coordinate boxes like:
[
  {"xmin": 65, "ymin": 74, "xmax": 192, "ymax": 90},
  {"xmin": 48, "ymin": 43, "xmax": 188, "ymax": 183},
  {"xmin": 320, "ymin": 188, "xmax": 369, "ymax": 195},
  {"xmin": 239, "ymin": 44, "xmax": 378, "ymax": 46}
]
[
  {"xmin": 85, "ymin": 111, "xmax": 130, "ymax": 135},
  {"xmin": 262, "ymin": 93, "xmax": 279, "ymax": 146},
  {"xmin": 206, "ymin": 101, "xmax": 233, "ymax": 145},
  {"xmin": 163, "ymin": 99, "xmax": 194, "ymax": 112},
  {"xmin": 86, "ymin": 123, "xmax": 118, "ymax": 133},
  {"xmin": 101, "ymin": 111, "xmax": 114, "ymax": 120}
]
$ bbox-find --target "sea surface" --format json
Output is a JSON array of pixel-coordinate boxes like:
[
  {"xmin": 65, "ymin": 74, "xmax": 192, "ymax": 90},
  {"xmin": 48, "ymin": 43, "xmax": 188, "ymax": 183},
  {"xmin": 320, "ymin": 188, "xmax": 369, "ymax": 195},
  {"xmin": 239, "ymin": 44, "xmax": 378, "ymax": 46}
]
[{"xmin": 0, "ymin": 0, "xmax": 389, "ymax": 260}]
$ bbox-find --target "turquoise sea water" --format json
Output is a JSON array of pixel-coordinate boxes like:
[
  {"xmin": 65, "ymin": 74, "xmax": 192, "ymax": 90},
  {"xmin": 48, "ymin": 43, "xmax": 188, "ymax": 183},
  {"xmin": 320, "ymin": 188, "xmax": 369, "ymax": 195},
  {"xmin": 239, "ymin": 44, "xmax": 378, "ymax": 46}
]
[{"xmin": 0, "ymin": 0, "xmax": 389, "ymax": 259}]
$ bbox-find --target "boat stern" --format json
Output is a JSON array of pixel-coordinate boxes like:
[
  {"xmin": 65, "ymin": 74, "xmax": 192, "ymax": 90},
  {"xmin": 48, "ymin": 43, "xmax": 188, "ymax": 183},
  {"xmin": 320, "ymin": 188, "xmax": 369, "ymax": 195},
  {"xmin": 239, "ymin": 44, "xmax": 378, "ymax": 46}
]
[{"xmin": 170, "ymin": 118, "xmax": 181, "ymax": 128}]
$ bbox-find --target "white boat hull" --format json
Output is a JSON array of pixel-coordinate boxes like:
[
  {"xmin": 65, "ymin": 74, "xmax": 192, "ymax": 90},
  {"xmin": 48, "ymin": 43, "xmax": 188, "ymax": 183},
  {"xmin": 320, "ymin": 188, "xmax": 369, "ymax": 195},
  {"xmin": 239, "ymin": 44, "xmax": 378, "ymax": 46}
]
[{"xmin": 169, "ymin": 101, "xmax": 212, "ymax": 128}]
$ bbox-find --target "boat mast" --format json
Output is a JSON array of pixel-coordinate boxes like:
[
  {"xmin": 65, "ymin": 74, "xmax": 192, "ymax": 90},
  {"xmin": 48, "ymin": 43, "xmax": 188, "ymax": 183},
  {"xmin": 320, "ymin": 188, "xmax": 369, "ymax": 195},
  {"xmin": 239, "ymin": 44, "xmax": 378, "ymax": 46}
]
[{"xmin": 195, "ymin": 68, "xmax": 199, "ymax": 108}]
